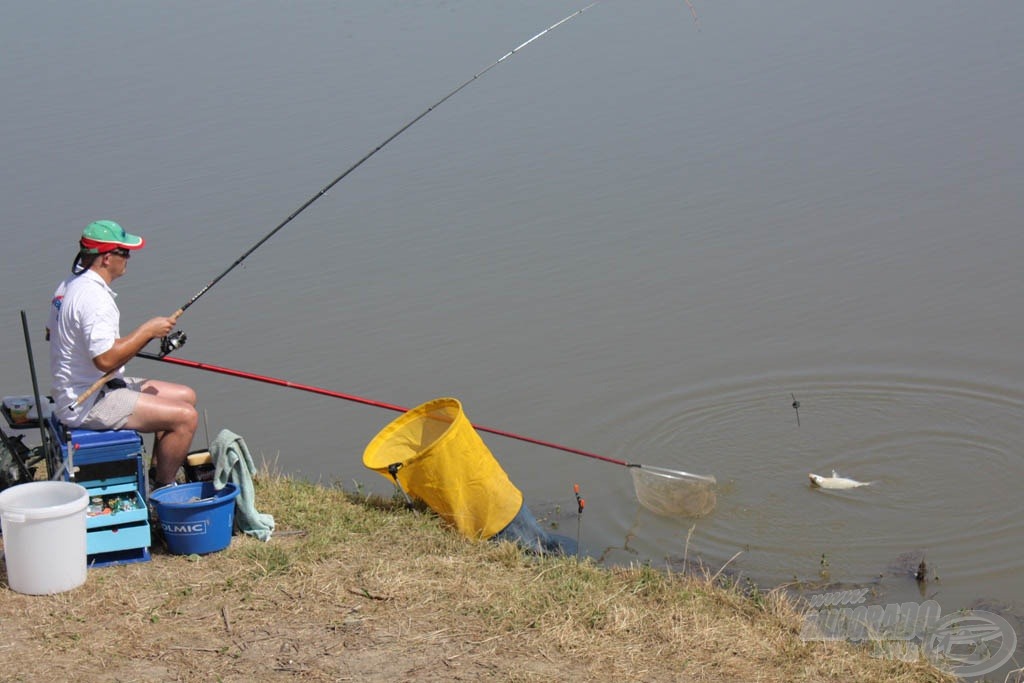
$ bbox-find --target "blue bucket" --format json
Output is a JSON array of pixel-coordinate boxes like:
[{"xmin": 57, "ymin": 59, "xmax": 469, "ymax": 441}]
[{"xmin": 149, "ymin": 482, "xmax": 239, "ymax": 555}]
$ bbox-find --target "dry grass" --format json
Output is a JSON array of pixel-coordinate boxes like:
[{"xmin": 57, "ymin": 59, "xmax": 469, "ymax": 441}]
[{"xmin": 0, "ymin": 471, "xmax": 958, "ymax": 682}]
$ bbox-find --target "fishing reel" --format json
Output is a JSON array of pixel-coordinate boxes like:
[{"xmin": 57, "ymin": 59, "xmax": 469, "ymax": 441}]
[{"xmin": 160, "ymin": 329, "xmax": 188, "ymax": 357}]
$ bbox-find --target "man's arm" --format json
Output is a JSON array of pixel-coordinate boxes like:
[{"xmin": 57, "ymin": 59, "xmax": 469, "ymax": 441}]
[{"xmin": 92, "ymin": 316, "xmax": 178, "ymax": 372}]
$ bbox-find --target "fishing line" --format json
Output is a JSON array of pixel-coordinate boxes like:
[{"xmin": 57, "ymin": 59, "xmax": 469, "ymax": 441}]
[
  {"xmin": 177, "ymin": 2, "xmax": 599, "ymax": 319},
  {"xmin": 73, "ymin": 3, "xmax": 599, "ymax": 407}
]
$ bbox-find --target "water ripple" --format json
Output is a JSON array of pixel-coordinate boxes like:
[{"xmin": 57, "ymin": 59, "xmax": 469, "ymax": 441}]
[{"xmin": 602, "ymin": 366, "xmax": 1024, "ymax": 596}]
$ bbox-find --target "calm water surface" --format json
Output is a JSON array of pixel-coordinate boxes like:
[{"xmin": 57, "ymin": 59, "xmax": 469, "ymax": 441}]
[{"xmin": 3, "ymin": 0, "xmax": 1023, "ymax": 665}]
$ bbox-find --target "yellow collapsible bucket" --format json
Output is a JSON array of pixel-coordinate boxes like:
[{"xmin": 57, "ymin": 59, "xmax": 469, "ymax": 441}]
[{"xmin": 362, "ymin": 397, "xmax": 523, "ymax": 540}]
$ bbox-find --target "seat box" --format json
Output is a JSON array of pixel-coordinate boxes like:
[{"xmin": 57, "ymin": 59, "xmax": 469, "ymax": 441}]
[
  {"xmin": 47, "ymin": 416, "xmax": 151, "ymax": 567},
  {"xmin": 48, "ymin": 414, "xmax": 146, "ymax": 497},
  {"xmin": 50, "ymin": 414, "xmax": 143, "ymax": 461}
]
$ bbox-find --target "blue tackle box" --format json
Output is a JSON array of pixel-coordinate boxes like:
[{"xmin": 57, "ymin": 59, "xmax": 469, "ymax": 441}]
[{"xmin": 48, "ymin": 414, "xmax": 151, "ymax": 566}]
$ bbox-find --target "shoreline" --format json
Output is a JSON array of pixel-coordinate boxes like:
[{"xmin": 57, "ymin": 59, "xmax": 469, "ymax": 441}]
[{"xmin": 0, "ymin": 471, "xmax": 959, "ymax": 682}]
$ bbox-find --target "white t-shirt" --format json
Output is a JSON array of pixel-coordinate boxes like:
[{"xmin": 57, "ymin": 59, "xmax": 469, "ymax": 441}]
[
  {"xmin": 46, "ymin": 275, "xmax": 74, "ymax": 341},
  {"xmin": 50, "ymin": 270, "xmax": 125, "ymax": 425}
]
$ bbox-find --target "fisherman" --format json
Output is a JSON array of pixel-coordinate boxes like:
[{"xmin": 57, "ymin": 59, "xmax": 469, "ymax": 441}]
[{"xmin": 48, "ymin": 220, "xmax": 198, "ymax": 488}]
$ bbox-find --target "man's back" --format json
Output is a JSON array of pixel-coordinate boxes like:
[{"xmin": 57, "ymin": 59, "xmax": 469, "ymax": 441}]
[{"xmin": 49, "ymin": 270, "xmax": 121, "ymax": 423}]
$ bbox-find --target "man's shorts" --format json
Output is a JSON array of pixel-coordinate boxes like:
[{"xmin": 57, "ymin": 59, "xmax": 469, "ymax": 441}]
[{"xmin": 80, "ymin": 376, "xmax": 146, "ymax": 430}]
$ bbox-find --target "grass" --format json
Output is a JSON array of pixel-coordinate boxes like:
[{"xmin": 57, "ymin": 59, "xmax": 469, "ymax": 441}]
[{"xmin": 0, "ymin": 467, "xmax": 960, "ymax": 682}]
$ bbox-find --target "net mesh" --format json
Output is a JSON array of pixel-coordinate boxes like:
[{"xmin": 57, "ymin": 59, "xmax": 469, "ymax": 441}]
[{"xmin": 630, "ymin": 466, "xmax": 716, "ymax": 518}]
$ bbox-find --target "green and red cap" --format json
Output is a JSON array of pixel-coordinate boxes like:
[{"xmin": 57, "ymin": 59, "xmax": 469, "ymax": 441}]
[{"xmin": 79, "ymin": 220, "xmax": 145, "ymax": 254}]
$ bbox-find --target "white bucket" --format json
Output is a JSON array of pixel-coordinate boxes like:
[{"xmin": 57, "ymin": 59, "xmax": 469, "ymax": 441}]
[{"xmin": 0, "ymin": 481, "xmax": 89, "ymax": 595}]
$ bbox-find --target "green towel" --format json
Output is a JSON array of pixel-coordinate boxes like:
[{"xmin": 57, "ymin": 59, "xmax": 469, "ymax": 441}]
[{"xmin": 211, "ymin": 429, "xmax": 275, "ymax": 542}]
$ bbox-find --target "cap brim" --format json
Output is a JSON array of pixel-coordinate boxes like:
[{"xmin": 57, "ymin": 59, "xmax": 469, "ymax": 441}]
[
  {"xmin": 119, "ymin": 233, "xmax": 145, "ymax": 250},
  {"xmin": 80, "ymin": 233, "xmax": 146, "ymax": 253}
]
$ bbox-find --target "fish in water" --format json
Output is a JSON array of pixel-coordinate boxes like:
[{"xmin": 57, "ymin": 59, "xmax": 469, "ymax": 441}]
[{"xmin": 808, "ymin": 470, "xmax": 872, "ymax": 489}]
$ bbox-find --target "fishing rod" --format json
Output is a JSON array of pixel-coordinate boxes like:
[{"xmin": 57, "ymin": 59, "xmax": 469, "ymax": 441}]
[
  {"xmin": 73, "ymin": 3, "xmax": 598, "ymax": 408},
  {"xmin": 138, "ymin": 351, "xmax": 628, "ymax": 467},
  {"xmin": 138, "ymin": 352, "xmax": 718, "ymax": 518}
]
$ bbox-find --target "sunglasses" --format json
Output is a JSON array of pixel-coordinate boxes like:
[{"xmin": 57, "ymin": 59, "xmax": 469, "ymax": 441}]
[{"xmin": 109, "ymin": 248, "xmax": 131, "ymax": 259}]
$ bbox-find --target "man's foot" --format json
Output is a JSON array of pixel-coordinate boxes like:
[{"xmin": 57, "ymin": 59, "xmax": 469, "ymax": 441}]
[{"xmin": 148, "ymin": 466, "xmax": 177, "ymax": 493}]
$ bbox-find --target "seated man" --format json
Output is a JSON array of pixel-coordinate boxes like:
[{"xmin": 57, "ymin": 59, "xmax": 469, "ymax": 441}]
[{"xmin": 48, "ymin": 220, "xmax": 198, "ymax": 487}]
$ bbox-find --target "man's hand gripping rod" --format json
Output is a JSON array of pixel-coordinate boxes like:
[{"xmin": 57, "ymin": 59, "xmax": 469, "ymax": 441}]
[{"xmin": 71, "ymin": 309, "xmax": 187, "ymax": 409}]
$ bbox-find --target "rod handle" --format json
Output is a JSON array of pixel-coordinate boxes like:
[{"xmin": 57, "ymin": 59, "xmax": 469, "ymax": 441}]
[{"xmin": 72, "ymin": 371, "xmax": 115, "ymax": 408}]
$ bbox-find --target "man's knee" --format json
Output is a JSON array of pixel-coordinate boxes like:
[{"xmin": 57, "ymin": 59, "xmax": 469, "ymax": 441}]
[
  {"xmin": 180, "ymin": 402, "xmax": 199, "ymax": 433},
  {"xmin": 179, "ymin": 385, "xmax": 197, "ymax": 406}
]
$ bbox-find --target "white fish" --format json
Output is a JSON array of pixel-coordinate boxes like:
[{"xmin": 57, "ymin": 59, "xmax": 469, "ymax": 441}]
[{"xmin": 808, "ymin": 470, "xmax": 872, "ymax": 490}]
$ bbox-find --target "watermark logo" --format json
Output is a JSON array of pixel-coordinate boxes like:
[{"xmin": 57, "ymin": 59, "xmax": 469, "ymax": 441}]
[
  {"xmin": 806, "ymin": 587, "xmax": 871, "ymax": 608},
  {"xmin": 801, "ymin": 595, "xmax": 1017, "ymax": 678},
  {"xmin": 926, "ymin": 610, "xmax": 1018, "ymax": 678}
]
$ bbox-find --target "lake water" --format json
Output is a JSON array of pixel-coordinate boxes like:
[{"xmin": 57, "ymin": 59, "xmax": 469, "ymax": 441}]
[{"xmin": 3, "ymin": 0, "xmax": 1023, "ymax": 670}]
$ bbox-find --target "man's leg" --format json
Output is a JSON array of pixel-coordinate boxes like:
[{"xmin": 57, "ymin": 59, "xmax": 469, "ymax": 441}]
[
  {"xmin": 125, "ymin": 386, "xmax": 198, "ymax": 485},
  {"xmin": 140, "ymin": 379, "xmax": 196, "ymax": 406}
]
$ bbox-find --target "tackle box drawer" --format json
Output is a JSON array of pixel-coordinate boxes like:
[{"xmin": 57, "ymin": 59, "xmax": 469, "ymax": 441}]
[
  {"xmin": 87, "ymin": 520, "xmax": 152, "ymax": 556},
  {"xmin": 73, "ymin": 458, "xmax": 142, "ymax": 491},
  {"xmin": 85, "ymin": 488, "xmax": 148, "ymax": 531}
]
